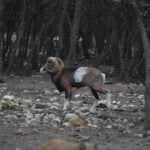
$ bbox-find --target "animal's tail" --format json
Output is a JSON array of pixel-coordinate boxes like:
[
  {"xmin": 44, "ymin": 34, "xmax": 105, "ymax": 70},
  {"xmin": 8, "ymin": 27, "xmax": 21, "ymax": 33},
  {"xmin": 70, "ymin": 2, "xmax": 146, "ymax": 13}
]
[
  {"xmin": 100, "ymin": 73, "xmax": 115, "ymax": 84},
  {"xmin": 101, "ymin": 73, "xmax": 106, "ymax": 84}
]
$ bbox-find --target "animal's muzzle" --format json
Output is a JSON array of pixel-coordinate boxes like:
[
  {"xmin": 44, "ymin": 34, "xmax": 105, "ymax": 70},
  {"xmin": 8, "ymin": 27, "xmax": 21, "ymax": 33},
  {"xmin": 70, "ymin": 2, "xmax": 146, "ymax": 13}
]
[
  {"xmin": 40, "ymin": 63, "xmax": 54, "ymax": 73},
  {"xmin": 40, "ymin": 64, "xmax": 47, "ymax": 73}
]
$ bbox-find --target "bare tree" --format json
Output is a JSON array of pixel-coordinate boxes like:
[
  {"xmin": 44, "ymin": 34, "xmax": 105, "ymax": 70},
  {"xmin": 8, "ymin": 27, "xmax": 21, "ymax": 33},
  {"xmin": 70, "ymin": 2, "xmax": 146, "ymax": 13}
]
[
  {"xmin": 66, "ymin": 0, "xmax": 83, "ymax": 64},
  {"xmin": 132, "ymin": 0, "xmax": 150, "ymax": 130},
  {"xmin": 0, "ymin": 0, "xmax": 4, "ymax": 79},
  {"xmin": 58, "ymin": 0, "xmax": 69, "ymax": 51}
]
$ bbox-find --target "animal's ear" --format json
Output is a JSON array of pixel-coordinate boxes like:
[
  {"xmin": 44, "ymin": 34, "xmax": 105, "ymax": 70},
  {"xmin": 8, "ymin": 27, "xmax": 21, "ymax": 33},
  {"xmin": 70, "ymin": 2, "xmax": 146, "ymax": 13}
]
[{"xmin": 56, "ymin": 57, "xmax": 63, "ymax": 64}]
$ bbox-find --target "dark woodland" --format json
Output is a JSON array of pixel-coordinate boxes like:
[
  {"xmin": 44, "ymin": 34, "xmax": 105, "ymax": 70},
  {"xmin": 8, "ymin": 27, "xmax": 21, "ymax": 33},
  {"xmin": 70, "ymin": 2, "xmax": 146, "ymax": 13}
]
[
  {"xmin": 0, "ymin": 0, "xmax": 149, "ymax": 79},
  {"xmin": 0, "ymin": 0, "xmax": 150, "ymax": 149}
]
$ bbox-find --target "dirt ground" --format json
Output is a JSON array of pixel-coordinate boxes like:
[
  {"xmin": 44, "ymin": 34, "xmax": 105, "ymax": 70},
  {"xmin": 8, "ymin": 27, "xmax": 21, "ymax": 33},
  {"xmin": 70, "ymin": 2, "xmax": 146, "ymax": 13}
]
[{"xmin": 0, "ymin": 74, "xmax": 150, "ymax": 150}]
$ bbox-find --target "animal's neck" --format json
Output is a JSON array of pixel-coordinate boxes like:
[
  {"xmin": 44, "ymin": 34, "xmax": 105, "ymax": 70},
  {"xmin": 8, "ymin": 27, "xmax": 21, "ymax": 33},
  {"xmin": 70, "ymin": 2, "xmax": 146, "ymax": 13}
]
[{"xmin": 50, "ymin": 69, "xmax": 64, "ymax": 81}]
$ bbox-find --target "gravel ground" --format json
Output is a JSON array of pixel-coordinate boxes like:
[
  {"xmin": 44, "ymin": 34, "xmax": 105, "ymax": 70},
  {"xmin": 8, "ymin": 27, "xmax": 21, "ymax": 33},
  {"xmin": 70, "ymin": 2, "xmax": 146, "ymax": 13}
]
[{"xmin": 0, "ymin": 74, "xmax": 150, "ymax": 150}]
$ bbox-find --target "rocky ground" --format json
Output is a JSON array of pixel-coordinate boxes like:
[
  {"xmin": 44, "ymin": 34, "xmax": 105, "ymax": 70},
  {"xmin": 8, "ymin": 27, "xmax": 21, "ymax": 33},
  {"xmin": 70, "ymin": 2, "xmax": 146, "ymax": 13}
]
[{"xmin": 0, "ymin": 74, "xmax": 150, "ymax": 150}]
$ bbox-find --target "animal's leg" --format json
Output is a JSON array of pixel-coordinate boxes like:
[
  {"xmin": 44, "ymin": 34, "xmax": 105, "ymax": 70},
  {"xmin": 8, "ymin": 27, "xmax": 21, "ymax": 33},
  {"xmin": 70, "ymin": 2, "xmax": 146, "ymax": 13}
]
[
  {"xmin": 63, "ymin": 90, "xmax": 72, "ymax": 111},
  {"xmin": 90, "ymin": 88, "xmax": 99, "ymax": 99},
  {"xmin": 60, "ymin": 78, "xmax": 72, "ymax": 100},
  {"xmin": 93, "ymin": 85, "xmax": 109, "ymax": 94},
  {"xmin": 65, "ymin": 90, "xmax": 72, "ymax": 100},
  {"xmin": 91, "ymin": 85, "xmax": 109, "ymax": 109},
  {"xmin": 89, "ymin": 88, "xmax": 99, "ymax": 113},
  {"xmin": 62, "ymin": 78, "xmax": 72, "ymax": 110}
]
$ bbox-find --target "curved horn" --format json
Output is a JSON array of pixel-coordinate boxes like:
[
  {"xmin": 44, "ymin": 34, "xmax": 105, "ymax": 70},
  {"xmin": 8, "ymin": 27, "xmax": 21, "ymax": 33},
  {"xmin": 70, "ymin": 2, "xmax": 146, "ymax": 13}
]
[{"xmin": 56, "ymin": 57, "xmax": 64, "ymax": 71}]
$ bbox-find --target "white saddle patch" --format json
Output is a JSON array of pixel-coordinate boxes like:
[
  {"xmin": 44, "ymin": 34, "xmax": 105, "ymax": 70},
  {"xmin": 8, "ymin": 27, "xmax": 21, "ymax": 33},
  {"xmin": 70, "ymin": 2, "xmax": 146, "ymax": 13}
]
[{"xmin": 73, "ymin": 67, "xmax": 88, "ymax": 83}]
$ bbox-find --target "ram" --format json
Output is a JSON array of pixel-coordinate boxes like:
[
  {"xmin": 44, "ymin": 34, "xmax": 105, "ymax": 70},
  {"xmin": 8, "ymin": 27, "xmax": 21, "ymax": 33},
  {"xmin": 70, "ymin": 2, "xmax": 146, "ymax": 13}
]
[{"xmin": 40, "ymin": 56, "xmax": 109, "ymax": 98}]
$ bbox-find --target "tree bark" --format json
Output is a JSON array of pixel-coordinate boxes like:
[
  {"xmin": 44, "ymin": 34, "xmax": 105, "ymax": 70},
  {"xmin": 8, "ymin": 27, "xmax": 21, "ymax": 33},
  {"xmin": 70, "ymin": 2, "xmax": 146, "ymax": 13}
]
[
  {"xmin": 119, "ymin": 30, "xmax": 126, "ymax": 80},
  {"xmin": 5, "ymin": 32, "xmax": 17, "ymax": 74},
  {"xmin": 0, "ymin": 0, "xmax": 4, "ymax": 77},
  {"xmin": 66, "ymin": 0, "xmax": 83, "ymax": 64},
  {"xmin": 58, "ymin": 0, "xmax": 69, "ymax": 51},
  {"xmin": 132, "ymin": 0, "xmax": 150, "ymax": 130},
  {"xmin": 0, "ymin": 33, "xmax": 3, "ymax": 76}
]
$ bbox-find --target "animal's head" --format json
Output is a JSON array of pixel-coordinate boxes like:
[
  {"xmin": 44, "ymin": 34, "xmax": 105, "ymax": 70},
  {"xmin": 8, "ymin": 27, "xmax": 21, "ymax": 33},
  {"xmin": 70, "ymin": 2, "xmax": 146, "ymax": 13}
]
[{"xmin": 40, "ymin": 57, "xmax": 64, "ymax": 74}]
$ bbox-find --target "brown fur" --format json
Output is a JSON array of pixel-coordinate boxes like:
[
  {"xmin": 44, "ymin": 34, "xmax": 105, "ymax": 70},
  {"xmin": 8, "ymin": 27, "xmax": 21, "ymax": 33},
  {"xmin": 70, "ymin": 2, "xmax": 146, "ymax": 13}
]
[{"xmin": 41, "ymin": 139, "xmax": 96, "ymax": 150}]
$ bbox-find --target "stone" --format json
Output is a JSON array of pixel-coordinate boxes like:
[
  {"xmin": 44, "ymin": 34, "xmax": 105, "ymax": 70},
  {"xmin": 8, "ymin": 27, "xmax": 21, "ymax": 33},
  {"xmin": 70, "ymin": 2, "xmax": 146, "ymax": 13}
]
[
  {"xmin": 41, "ymin": 138, "xmax": 96, "ymax": 150},
  {"xmin": 3, "ymin": 95, "xmax": 15, "ymax": 100},
  {"xmin": 0, "ymin": 100, "xmax": 18, "ymax": 110},
  {"xmin": 64, "ymin": 113, "xmax": 88, "ymax": 128}
]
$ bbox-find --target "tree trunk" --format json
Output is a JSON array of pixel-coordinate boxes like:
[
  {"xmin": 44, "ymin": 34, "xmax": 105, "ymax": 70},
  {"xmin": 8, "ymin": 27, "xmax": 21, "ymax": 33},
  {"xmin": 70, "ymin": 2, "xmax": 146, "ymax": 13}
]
[
  {"xmin": 15, "ymin": 18, "xmax": 25, "ymax": 73},
  {"xmin": 110, "ymin": 17, "xmax": 120, "ymax": 74},
  {"xmin": 0, "ymin": 0, "xmax": 4, "ymax": 77},
  {"xmin": 132, "ymin": 0, "xmax": 150, "ymax": 130},
  {"xmin": 58, "ymin": 0, "xmax": 69, "ymax": 51},
  {"xmin": 6, "ymin": 32, "xmax": 17, "ymax": 74},
  {"xmin": 138, "ymin": 18, "xmax": 150, "ymax": 130},
  {"xmin": 66, "ymin": 0, "xmax": 83, "ymax": 64},
  {"xmin": 0, "ymin": 33, "xmax": 3, "ymax": 76},
  {"xmin": 24, "ymin": 34, "xmax": 33, "ymax": 76},
  {"xmin": 7, "ymin": 0, "xmax": 26, "ymax": 74}
]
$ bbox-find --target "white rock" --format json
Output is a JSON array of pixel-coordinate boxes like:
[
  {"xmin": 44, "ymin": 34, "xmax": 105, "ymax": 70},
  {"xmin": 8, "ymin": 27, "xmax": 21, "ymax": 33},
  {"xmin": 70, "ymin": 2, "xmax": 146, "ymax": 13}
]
[
  {"xmin": 50, "ymin": 105, "xmax": 59, "ymax": 110},
  {"xmin": 43, "ymin": 114, "xmax": 61, "ymax": 127},
  {"xmin": 128, "ymin": 104, "xmax": 135, "ymax": 107},
  {"xmin": 52, "ymin": 102, "xmax": 60, "ymax": 106},
  {"xmin": 111, "ymin": 105, "xmax": 118, "ymax": 110},
  {"xmin": 112, "ymin": 100, "xmax": 117, "ymax": 104},
  {"xmin": 44, "ymin": 90, "xmax": 51, "ymax": 95},
  {"xmin": 74, "ymin": 94, "xmax": 80, "ymax": 98},
  {"xmin": 118, "ymin": 92, "xmax": 124, "ymax": 97},
  {"xmin": 35, "ymin": 98, "xmax": 41, "ymax": 102},
  {"xmin": 23, "ymin": 90, "xmax": 30, "ymax": 93},
  {"xmin": 117, "ymin": 101, "xmax": 121, "ymax": 105},
  {"xmin": 63, "ymin": 122, "xmax": 71, "ymax": 127},
  {"xmin": 71, "ymin": 101, "xmax": 82, "ymax": 105},
  {"xmin": 5, "ymin": 114, "xmax": 18, "ymax": 120},
  {"xmin": 3, "ymin": 95, "xmax": 15, "ymax": 100},
  {"xmin": 105, "ymin": 125, "xmax": 113, "ymax": 129},
  {"xmin": 88, "ymin": 123, "xmax": 98, "ymax": 128},
  {"xmin": 50, "ymin": 96, "xmax": 58, "ymax": 102},
  {"xmin": 65, "ymin": 113, "xmax": 78, "ymax": 120},
  {"xmin": 137, "ymin": 95, "xmax": 144, "ymax": 99},
  {"xmin": 53, "ymin": 89, "xmax": 59, "ymax": 94},
  {"xmin": 79, "ymin": 106, "xmax": 89, "ymax": 112},
  {"xmin": 134, "ymin": 133, "xmax": 143, "ymax": 138},
  {"xmin": 24, "ymin": 110, "xmax": 33, "ymax": 120},
  {"xmin": 0, "ymin": 87, "xmax": 7, "ymax": 91},
  {"xmin": 23, "ymin": 99, "xmax": 33, "ymax": 104},
  {"xmin": 123, "ymin": 118, "xmax": 128, "ymax": 123}
]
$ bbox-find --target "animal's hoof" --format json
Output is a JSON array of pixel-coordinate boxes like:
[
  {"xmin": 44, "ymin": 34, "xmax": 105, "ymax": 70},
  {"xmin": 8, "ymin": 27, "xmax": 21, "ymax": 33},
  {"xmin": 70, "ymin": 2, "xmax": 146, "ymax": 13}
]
[
  {"xmin": 63, "ymin": 101, "xmax": 70, "ymax": 111},
  {"xmin": 97, "ymin": 103, "xmax": 108, "ymax": 108}
]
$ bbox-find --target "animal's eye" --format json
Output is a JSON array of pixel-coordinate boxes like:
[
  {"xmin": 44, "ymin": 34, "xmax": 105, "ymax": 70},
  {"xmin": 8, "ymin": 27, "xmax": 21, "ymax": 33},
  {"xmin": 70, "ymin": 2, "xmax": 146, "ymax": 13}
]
[{"xmin": 47, "ymin": 60, "xmax": 52, "ymax": 64}]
